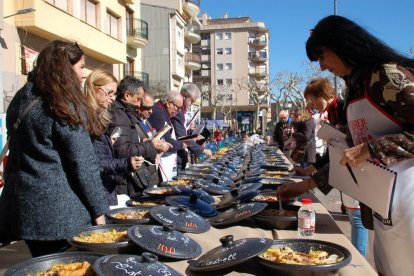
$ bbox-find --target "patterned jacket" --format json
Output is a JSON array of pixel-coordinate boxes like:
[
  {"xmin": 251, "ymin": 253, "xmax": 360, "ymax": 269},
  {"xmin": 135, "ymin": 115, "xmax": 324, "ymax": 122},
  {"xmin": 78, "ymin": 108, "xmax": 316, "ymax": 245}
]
[
  {"xmin": 0, "ymin": 81, "xmax": 109, "ymax": 240},
  {"xmin": 314, "ymin": 63, "xmax": 414, "ymax": 194}
]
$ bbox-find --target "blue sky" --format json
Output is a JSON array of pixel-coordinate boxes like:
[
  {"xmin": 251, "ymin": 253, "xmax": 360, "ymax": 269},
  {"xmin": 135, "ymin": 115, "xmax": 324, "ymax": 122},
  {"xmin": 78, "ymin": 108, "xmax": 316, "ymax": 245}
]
[{"xmin": 199, "ymin": 0, "xmax": 414, "ymax": 78}]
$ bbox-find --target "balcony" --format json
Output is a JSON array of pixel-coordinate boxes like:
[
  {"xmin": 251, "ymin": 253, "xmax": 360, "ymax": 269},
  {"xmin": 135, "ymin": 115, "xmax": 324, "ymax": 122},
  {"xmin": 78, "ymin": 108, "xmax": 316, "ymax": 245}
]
[
  {"xmin": 185, "ymin": 25, "xmax": 201, "ymax": 44},
  {"xmin": 248, "ymin": 68, "xmax": 268, "ymax": 77},
  {"xmin": 127, "ymin": 18, "xmax": 149, "ymax": 48},
  {"xmin": 193, "ymin": 69, "xmax": 211, "ymax": 78},
  {"xmin": 248, "ymin": 52, "xmax": 268, "ymax": 62},
  {"xmin": 248, "ymin": 37, "xmax": 267, "ymax": 48},
  {"xmin": 124, "ymin": 71, "xmax": 149, "ymax": 88},
  {"xmin": 201, "ymin": 54, "xmax": 211, "ymax": 62},
  {"xmin": 183, "ymin": 0, "xmax": 201, "ymax": 18},
  {"xmin": 185, "ymin": 52, "xmax": 201, "ymax": 70},
  {"xmin": 13, "ymin": 0, "xmax": 125, "ymax": 63}
]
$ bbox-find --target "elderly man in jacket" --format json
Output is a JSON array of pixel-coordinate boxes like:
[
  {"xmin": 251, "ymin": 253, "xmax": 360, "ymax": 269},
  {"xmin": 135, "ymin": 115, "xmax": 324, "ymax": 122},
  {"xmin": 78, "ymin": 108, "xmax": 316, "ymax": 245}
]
[
  {"xmin": 107, "ymin": 76, "xmax": 170, "ymax": 197},
  {"xmin": 171, "ymin": 83, "xmax": 212, "ymax": 172},
  {"xmin": 148, "ymin": 90, "xmax": 189, "ymax": 181}
]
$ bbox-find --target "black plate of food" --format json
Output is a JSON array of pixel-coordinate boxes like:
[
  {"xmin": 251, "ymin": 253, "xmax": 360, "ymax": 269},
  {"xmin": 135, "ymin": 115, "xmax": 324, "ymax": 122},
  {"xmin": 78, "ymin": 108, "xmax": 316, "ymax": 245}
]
[
  {"xmin": 105, "ymin": 206, "xmax": 153, "ymax": 224},
  {"xmin": 257, "ymin": 239, "xmax": 352, "ymax": 276},
  {"xmin": 253, "ymin": 205, "xmax": 300, "ymax": 230},
  {"xmin": 126, "ymin": 196, "xmax": 166, "ymax": 207},
  {"xmin": 68, "ymin": 225, "xmax": 132, "ymax": 252},
  {"xmin": 4, "ymin": 252, "xmax": 103, "ymax": 276},
  {"xmin": 143, "ymin": 187, "xmax": 177, "ymax": 197}
]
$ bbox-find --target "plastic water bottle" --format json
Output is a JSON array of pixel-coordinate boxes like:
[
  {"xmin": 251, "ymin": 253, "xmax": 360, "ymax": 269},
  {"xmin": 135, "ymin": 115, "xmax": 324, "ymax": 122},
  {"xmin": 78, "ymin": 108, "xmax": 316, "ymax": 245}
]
[{"xmin": 298, "ymin": 198, "xmax": 315, "ymax": 237}]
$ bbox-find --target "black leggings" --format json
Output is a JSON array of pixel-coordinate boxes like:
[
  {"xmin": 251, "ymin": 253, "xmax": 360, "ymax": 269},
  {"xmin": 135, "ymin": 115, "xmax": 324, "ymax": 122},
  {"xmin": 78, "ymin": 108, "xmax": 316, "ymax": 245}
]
[{"xmin": 25, "ymin": 239, "xmax": 71, "ymax": 257}]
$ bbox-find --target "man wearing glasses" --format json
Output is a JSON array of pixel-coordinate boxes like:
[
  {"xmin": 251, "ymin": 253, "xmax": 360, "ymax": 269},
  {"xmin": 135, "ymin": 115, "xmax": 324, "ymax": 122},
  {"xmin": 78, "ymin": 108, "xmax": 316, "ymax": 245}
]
[
  {"xmin": 171, "ymin": 83, "xmax": 212, "ymax": 173},
  {"xmin": 148, "ymin": 90, "xmax": 188, "ymax": 181}
]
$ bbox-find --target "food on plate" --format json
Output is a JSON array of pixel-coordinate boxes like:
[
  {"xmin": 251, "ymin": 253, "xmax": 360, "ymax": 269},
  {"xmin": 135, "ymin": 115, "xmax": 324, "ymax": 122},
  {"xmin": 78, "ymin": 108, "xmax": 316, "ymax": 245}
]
[
  {"xmin": 260, "ymin": 246, "xmax": 343, "ymax": 265},
  {"xmin": 259, "ymin": 209, "xmax": 297, "ymax": 217},
  {"xmin": 130, "ymin": 200, "xmax": 164, "ymax": 206},
  {"xmin": 251, "ymin": 194, "xmax": 278, "ymax": 202},
  {"xmin": 149, "ymin": 188, "xmax": 174, "ymax": 195},
  {"xmin": 112, "ymin": 211, "xmax": 150, "ymax": 220},
  {"xmin": 73, "ymin": 229, "xmax": 128, "ymax": 243},
  {"xmin": 166, "ymin": 179, "xmax": 191, "ymax": 186},
  {"xmin": 264, "ymin": 171, "xmax": 290, "ymax": 175},
  {"xmin": 32, "ymin": 261, "xmax": 96, "ymax": 276}
]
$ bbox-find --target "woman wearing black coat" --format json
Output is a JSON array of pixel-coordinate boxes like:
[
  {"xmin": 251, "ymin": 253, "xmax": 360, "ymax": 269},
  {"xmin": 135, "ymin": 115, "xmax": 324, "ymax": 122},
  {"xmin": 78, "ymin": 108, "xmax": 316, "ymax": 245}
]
[
  {"xmin": 291, "ymin": 108, "xmax": 316, "ymax": 167},
  {"xmin": 0, "ymin": 40, "xmax": 109, "ymax": 257},
  {"xmin": 84, "ymin": 69, "xmax": 144, "ymax": 206}
]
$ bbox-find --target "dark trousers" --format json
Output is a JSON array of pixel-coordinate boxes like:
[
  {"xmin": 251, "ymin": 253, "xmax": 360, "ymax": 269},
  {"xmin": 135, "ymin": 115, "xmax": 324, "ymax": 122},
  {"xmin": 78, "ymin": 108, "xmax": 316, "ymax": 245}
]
[{"xmin": 25, "ymin": 239, "xmax": 71, "ymax": 257}]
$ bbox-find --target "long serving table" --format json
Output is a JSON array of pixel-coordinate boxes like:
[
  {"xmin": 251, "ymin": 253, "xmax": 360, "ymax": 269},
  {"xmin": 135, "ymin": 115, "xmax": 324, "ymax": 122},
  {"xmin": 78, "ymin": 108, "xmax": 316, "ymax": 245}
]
[
  {"xmin": 0, "ymin": 146, "xmax": 377, "ymax": 275},
  {"xmin": 0, "ymin": 193, "xmax": 377, "ymax": 275},
  {"xmin": 163, "ymin": 191, "xmax": 378, "ymax": 276}
]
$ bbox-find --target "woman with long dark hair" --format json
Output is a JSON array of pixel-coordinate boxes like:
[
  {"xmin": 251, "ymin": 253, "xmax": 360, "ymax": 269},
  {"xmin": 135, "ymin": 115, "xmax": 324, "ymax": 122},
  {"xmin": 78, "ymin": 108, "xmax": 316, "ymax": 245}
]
[
  {"xmin": 0, "ymin": 40, "xmax": 109, "ymax": 257},
  {"xmin": 279, "ymin": 16, "xmax": 414, "ymax": 276}
]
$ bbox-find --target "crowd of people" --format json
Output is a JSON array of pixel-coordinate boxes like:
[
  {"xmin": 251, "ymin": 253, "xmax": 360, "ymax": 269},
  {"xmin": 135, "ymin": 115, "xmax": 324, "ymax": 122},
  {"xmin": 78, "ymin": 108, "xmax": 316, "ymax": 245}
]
[{"xmin": 0, "ymin": 14, "xmax": 413, "ymax": 276}]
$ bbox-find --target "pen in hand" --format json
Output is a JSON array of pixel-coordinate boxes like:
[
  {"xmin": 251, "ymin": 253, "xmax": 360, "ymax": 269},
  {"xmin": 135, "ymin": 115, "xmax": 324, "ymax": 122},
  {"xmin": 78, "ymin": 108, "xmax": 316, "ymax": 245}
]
[{"xmin": 346, "ymin": 162, "xmax": 358, "ymax": 185}]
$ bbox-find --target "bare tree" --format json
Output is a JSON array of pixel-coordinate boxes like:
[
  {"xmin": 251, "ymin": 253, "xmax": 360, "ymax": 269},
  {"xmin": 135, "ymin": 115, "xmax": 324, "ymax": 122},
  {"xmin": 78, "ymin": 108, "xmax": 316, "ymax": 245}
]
[
  {"xmin": 200, "ymin": 81, "xmax": 233, "ymax": 120},
  {"xmin": 272, "ymin": 71, "xmax": 306, "ymax": 113}
]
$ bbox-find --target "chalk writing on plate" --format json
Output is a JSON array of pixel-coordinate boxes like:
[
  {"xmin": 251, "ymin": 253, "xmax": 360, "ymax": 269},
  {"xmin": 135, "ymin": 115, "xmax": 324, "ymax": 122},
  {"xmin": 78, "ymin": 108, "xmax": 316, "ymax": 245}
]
[{"xmin": 198, "ymin": 253, "xmax": 237, "ymax": 266}]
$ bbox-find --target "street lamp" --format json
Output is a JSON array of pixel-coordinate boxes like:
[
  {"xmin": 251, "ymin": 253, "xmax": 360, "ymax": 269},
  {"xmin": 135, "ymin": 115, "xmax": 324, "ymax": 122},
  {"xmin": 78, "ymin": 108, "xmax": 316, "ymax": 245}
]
[{"xmin": 4, "ymin": 8, "xmax": 36, "ymax": 19}]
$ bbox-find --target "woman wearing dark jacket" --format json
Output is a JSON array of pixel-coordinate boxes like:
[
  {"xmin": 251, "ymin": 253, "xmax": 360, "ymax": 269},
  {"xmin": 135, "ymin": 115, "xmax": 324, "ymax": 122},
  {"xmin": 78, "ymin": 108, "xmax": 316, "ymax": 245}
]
[
  {"xmin": 84, "ymin": 69, "xmax": 144, "ymax": 205},
  {"xmin": 291, "ymin": 108, "xmax": 316, "ymax": 167},
  {"xmin": 0, "ymin": 40, "xmax": 108, "ymax": 257}
]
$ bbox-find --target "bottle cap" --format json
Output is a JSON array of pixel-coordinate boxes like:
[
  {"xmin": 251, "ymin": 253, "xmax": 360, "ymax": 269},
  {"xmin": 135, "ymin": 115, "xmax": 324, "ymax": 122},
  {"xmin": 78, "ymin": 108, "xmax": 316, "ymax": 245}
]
[{"xmin": 301, "ymin": 198, "xmax": 312, "ymax": 204}]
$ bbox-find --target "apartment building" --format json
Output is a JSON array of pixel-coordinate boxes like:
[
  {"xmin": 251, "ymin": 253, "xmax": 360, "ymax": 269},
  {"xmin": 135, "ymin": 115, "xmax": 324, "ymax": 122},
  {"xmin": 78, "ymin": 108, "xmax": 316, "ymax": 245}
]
[
  {"xmin": 193, "ymin": 12, "xmax": 270, "ymax": 133},
  {"xmin": 0, "ymin": 0, "xmax": 150, "ymax": 151},
  {"xmin": 140, "ymin": 0, "xmax": 201, "ymax": 93},
  {"xmin": 0, "ymin": 0, "xmax": 149, "ymax": 111}
]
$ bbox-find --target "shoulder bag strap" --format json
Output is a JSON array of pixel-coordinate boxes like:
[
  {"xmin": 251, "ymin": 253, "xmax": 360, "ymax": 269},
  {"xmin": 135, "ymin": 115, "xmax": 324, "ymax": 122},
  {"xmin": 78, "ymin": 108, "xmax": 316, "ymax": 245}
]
[{"xmin": 0, "ymin": 97, "xmax": 41, "ymax": 166}]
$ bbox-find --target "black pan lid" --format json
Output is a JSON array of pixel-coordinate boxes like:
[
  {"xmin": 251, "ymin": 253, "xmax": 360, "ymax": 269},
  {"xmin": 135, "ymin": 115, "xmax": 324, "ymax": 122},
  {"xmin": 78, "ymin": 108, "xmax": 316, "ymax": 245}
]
[
  {"xmin": 188, "ymin": 235, "xmax": 273, "ymax": 272},
  {"xmin": 128, "ymin": 224, "xmax": 202, "ymax": 260},
  {"xmin": 174, "ymin": 185, "xmax": 215, "ymax": 204},
  {"xmin": 215, "ymin": 189, "xmax": 260, "ymax": 210},
  {"xmin": 165, "ymin": 194, "xmax": 217, "ymax": 217},
  {"xmin": 197, "ymin": 180, "xmax": 231, "ymax": 195},
  {"xmin": 233, "ymin": 182, "xmax": 263, "ymax": 192},
  {"xmin": 211, "ymin": 202, "xmax": 268, "ymax": 227},
  {"xmin": 150, "ymin": 205, "xmax": 210, "ymax": 234},
  {"xmin": 94, "ymin": 253, "xmax": 183, "ymax": 276},
  {"xmin": 4, "ymin": 252, "xmax": 103, "ymax": 276}
]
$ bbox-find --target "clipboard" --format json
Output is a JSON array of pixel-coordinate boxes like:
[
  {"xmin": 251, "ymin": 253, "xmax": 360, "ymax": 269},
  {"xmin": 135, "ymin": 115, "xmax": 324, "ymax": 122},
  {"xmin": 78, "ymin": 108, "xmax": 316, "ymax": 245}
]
[
  {"xmin": 317, "ymin": 122, "xmax": 346, "ymax": 142},
  {"xmin": 328, "ymin": 143, "xmax": 397, "ymax": 218},
  {"xmin": 153, "ymin": 124, "xmax": 172, "ymax": 140},
  {"xmin": 177, "ymin": 124, "xmax": 205, "ymax": 141}
]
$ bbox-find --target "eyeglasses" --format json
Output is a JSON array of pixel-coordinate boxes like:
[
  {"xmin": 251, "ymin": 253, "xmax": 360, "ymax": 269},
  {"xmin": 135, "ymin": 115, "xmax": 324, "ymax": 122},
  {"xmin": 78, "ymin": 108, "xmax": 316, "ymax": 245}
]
[
  {"xmin": 140, "ymin": 105, "xmax": 153, "ymax": 111},
  {"xmin": 97, "ymin": 87, "xmax": 116, "ymax": 97},
  {"xmin": 169, "ymin": 100, "xmax": 182, "ymax": 110}
]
